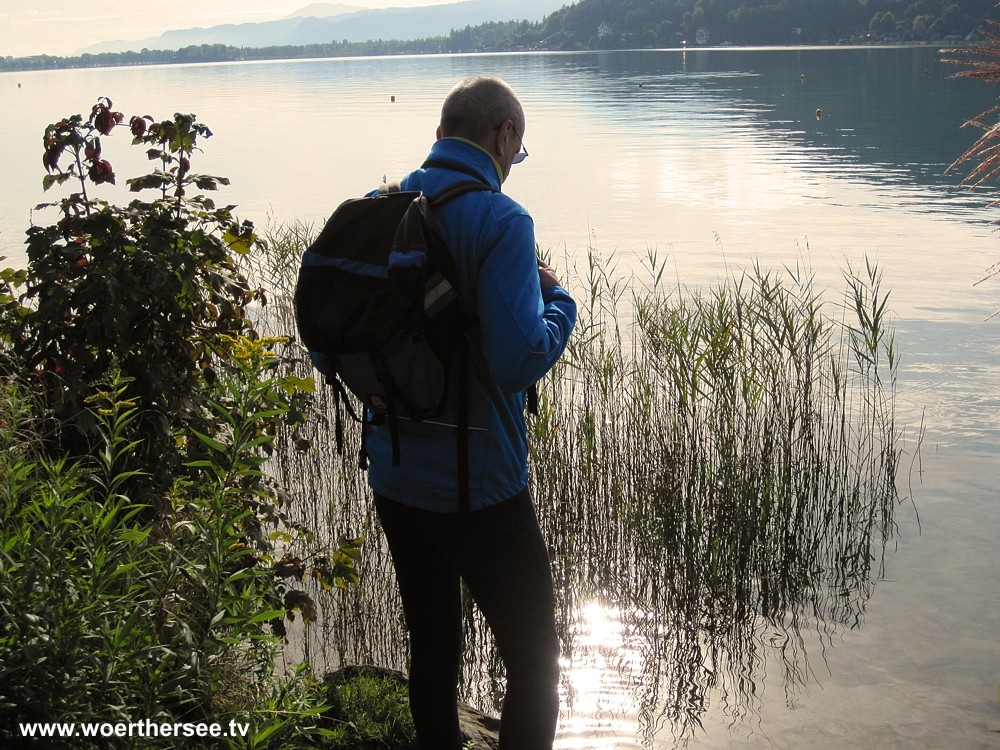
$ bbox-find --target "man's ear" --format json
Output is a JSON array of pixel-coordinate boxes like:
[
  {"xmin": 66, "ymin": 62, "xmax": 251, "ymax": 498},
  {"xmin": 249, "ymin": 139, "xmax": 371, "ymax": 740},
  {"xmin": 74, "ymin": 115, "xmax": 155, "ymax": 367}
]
[
  {"xmin": 436, "ymin": 125, "xmax": 444, "ymax": 140},
  {"xmin": 493, "ymin": 119, "xmax": 512, "ymax": 158}
]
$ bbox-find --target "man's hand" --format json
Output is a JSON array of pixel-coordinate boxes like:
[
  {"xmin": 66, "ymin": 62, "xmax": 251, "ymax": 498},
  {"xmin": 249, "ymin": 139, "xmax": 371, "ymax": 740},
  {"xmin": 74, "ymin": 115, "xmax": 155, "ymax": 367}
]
[{"xmin": 537, "ymin": 258, "xmax": 561, "ymax": 291}]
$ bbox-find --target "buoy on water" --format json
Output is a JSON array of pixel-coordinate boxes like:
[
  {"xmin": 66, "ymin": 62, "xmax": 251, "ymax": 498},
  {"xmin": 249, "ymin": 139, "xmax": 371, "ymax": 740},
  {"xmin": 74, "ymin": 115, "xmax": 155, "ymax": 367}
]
[{"xmin": 816, "ymin": 108, "xmax": 824, "ymax": 120}]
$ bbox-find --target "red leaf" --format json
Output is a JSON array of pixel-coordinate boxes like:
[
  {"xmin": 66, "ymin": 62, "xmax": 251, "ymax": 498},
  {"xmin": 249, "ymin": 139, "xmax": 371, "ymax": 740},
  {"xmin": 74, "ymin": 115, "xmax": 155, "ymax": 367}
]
[
  {"xmin": 92, "ymin": 104, "xmax": 123, "ymax": 136},
  {"xmin": 84, "ymin": 137, "xmax": 102, "ymax": 161},
  {"xmin": 88, "ymin": 159, "xmax": 115, "ymax": 185}
]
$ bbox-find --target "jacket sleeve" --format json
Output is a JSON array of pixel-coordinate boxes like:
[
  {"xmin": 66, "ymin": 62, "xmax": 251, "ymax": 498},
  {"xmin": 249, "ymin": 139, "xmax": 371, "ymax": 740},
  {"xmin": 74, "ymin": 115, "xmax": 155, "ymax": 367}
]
[{"xmin": 476, "ymin": 213, "xmax": 577, "ymax": 392}]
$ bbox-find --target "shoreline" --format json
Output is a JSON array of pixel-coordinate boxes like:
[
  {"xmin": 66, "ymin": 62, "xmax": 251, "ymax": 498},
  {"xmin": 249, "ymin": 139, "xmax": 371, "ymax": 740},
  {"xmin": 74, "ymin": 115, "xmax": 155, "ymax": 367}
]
[{"xmin": 1, "ymin": 40, "xmax": 960, "ymax": 76}]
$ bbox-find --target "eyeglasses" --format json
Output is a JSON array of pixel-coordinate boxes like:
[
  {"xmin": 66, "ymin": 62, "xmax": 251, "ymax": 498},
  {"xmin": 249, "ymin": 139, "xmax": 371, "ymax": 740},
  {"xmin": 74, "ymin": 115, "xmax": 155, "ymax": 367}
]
[
  {"xmin": 495, "ymin": 122, "xmax": 528, "ymax": 165},
  {"xmin": 511, "ymin": 125, "xmax": 528, "ymax": 165}
]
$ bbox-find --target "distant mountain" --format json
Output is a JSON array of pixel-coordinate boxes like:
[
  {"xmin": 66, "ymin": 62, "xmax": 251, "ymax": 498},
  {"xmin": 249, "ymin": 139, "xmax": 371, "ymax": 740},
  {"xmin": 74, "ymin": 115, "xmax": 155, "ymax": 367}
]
[
  {"xmin": 80, "ymin": 0, "xmax": 565, "ymax": 54},
  {"xmin": 283, "ymin": 3, "xmax": 368, "ymax": 20}
]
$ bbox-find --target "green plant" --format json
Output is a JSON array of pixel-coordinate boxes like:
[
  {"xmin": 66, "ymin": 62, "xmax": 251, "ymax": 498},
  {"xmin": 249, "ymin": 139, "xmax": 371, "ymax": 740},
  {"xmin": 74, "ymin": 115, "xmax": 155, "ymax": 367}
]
[
  {"xmin": 222, "ymin": 665, "xmax": 335, "ymax": 750},
  {"xmin": 316, "ymin": 669, "xmax": 416, "ymax": 750},
  {"xmin": 15, "ymin": 99, "xmax": 259, "ymax": 501},
  {"xmin": 181, "ymin": 333, "xmax": 363, "ymax": 636},
  {"xmin": 0, "ymin": 100, "xmax": 369, "ymax": 747},
  {"xmin": 253, "ymin": 218, "xmax": 909, "ymax": 741},
  {"xmin": 4, "ymin": 97, "xmax": 358, "ymax": 621},
  {"xmin": 0, "ymin": 378, "xmax": 170, "ymax": 743},
  {"xmin": 0, "ymin": 358, "xmax": 361, "ymax": 747}
]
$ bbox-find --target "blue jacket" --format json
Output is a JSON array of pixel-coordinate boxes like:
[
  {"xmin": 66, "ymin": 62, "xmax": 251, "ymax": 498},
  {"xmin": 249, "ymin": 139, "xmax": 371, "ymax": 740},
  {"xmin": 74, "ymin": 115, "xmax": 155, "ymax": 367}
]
[{"xmin": 365, "ymin": 137, "xmax": 577, "ymax": 512}]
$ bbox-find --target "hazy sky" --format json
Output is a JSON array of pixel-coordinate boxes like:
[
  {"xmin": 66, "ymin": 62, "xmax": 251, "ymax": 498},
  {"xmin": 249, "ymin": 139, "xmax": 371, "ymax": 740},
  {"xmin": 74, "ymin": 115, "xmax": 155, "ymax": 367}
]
[{"xmin": 2, "ymin": 0, "xmax": 447, "ymax": 58}]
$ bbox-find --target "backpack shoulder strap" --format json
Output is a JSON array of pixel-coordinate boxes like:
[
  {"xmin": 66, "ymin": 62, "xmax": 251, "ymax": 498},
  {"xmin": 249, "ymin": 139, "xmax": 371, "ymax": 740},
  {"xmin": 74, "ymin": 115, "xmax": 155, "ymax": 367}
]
[
  {"xmin": 429, "ymin": 179, "xmax": 493, "ymax": 207},
  {"xmin": 379, "ymin": 175, "xmax": 489, "ymax": 206},
  {"xmin": 380, "ymin": 169, "xmax": 495, "ymax": 516},
  {"xmin": 421, "ymin": 158, "xmax": 493, "ymax": 184},
  {"xmin": 417, "ymin": 178, "xmax": 493, "ymax": 299},
  {"xmin": 419, "ymin": 169, "xmax": 493, "ymax": 518}
]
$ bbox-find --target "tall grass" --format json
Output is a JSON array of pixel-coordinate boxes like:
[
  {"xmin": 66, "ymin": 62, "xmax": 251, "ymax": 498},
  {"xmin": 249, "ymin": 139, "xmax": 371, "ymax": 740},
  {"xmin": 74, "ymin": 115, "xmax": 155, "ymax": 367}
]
[
  {"xmin": 255, "ymin": 227, "xmax": 909, "ymax": 743},
  {"xmin": 248, "ymin": 223, "xmax": 403, "ymax": 673},
  {"xmin": 529, "ymin": 248, "xmax": 906, "ymax": 736}
]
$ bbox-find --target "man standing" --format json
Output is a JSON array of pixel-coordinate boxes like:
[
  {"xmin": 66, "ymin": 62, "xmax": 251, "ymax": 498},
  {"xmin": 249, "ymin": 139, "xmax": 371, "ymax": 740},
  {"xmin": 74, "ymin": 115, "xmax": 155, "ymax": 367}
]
[{"xmin": 366, "ymin": 76, "xmax": 576, "ymax": 749}]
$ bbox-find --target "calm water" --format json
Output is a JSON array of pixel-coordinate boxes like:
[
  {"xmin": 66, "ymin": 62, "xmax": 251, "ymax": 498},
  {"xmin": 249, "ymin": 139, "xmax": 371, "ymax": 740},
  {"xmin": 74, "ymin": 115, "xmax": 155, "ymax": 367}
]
[{"xmin": 2, "ymin": 47, "xmax": 999, "ymax": 748}]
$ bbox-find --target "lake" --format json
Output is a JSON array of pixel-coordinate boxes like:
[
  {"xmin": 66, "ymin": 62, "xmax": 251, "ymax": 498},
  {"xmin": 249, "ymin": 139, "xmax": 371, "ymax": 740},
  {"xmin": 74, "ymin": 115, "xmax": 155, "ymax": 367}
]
[{"xmin": 2, "ymin": 46, "xmax": 999, "ymax": 748}]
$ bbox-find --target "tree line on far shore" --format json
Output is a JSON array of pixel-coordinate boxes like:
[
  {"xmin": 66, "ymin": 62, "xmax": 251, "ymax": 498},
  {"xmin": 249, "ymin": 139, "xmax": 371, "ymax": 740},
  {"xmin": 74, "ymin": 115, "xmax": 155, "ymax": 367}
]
[{"xmin": 3, "ymin": 0, "xmax": 997, "ymax": 72}]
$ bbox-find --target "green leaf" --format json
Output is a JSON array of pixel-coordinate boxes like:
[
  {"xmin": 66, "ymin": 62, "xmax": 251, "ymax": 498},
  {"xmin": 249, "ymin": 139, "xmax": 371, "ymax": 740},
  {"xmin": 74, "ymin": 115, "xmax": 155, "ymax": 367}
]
[
  {"xmin": 126, "ymin": 173, "xmax": 171, "ymax": 192},
  {"xmin": 250, "ymin": 720, "xmax": 289, "ymax": 745},
  {"xmin": 246, "ymin": 408, "xmax": 287, "ymax": 423},
  {"xmin": 116, "ymin": 528, "xmax": 151, "ymax": 546},
  {"xmin": 190, "ymin": 429, "xmax": 228, "ymax": 454},
  {"xmin": 278, "ymin": 375, "xmax": 315, "ymax": 395},
  {"xmin": 223, "ymin": 228, "xmax": 253, "ymax": 256},
  {"xmin": 297, "ymin": 704, "xmax": 332, "ymax": 718},
  {"xmin": 193, "ymin": 176, "xmax": 231, "ymax": 191},
  {"xmin": 246, "ymin": 609, "xmax": 286, "ymax": 625},
  {"xmin": 337, "ymin": 535, "xmax": 366, "ymax": 559}
]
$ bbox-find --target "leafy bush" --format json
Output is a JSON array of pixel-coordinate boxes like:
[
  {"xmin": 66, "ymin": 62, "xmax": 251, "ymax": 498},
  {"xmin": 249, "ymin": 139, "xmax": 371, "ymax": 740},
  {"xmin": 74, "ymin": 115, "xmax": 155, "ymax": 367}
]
[
  {"xmin": 0, "ymin": 367, "xmax": 323, "ymax": 746},
  {"xmin": 0, "ymin": 381, "xmax": 191, "ymax": 741},
  {"xmin": 14, "ymin": 99, "xmax": 260, "ymax": 503},
  {"xmin": 0, "ymin": 99, "xmax": 365, "ymax": 748}
]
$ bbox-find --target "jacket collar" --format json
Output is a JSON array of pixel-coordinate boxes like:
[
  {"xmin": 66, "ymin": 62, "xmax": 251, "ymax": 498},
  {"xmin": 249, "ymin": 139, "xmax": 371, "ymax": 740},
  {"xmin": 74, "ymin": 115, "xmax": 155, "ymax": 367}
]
[{"xmin": 424, "ymin": 137, "xmax": 503, "ymax": 190}]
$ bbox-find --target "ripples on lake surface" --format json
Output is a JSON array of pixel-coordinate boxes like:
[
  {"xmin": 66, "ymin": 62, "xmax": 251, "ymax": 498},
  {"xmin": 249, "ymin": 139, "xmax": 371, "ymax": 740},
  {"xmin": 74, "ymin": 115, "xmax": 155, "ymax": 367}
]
[{"xmin": 4, "ymin": 46, "xmax": 999, "ymax": 748}]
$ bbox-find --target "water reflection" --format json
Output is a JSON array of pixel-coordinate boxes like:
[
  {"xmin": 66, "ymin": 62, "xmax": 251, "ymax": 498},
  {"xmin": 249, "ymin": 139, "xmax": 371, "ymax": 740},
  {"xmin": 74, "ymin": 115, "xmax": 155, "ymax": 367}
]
[{"xmin": 556, "ymin": 602, "xmax": 648, "ymax": 749}]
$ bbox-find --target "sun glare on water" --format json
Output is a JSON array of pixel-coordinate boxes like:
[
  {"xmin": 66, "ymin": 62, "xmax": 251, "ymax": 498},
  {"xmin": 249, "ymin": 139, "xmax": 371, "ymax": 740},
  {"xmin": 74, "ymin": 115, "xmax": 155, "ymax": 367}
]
[{"xmin": 555, "ymin": 600, "xmax": 659, "ymax": 749}]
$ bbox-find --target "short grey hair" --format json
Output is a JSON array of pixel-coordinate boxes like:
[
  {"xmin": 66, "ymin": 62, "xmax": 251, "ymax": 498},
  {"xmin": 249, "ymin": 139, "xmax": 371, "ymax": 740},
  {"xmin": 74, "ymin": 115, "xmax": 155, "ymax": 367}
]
[{"xmin": 439, "ymin": 76, "xmax": 525, "ymax": 143}]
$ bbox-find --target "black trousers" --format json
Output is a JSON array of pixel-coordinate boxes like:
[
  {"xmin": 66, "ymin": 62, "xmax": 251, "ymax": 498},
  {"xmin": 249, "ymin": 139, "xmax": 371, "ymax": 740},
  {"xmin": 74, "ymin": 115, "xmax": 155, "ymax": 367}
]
[{"xmin": 374, "ymin": 488, "xmax": 560, "ymax": 750}]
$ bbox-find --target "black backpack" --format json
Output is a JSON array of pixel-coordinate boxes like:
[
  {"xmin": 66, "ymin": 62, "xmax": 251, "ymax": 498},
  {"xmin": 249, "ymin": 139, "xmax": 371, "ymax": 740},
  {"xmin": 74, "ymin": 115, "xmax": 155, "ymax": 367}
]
[{"xmin": 294, "ymin": 175, "xmax": 493, "ymax": 498}]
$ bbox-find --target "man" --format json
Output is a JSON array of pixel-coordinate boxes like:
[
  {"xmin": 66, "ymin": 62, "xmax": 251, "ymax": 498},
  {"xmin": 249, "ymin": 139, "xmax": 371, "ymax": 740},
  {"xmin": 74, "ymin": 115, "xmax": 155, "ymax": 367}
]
[{"xmin": 366, "ymin": 76, "xmax": 577, "ymax": 749}]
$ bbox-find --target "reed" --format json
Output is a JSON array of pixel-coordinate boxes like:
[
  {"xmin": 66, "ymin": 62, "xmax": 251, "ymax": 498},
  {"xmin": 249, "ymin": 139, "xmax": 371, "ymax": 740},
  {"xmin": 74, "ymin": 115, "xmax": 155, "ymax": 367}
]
[
  {"xmin": 532, "ymin": 249, "xmax": 904, "ymax": 737},
  {"xmin": 254, "ymin": 227, "xmax": 908, "ymax": 742}
]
